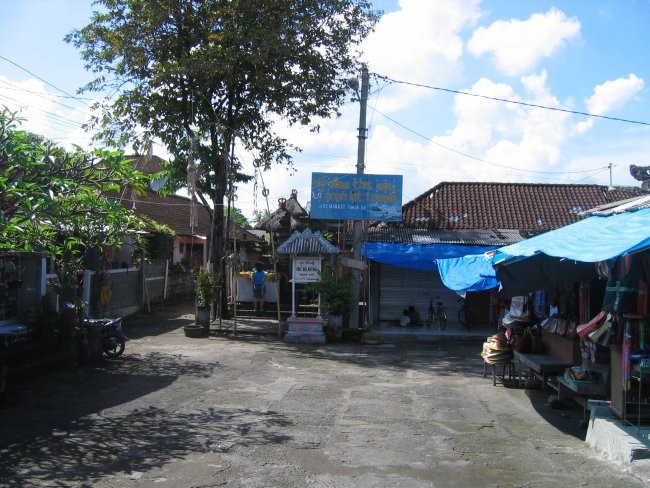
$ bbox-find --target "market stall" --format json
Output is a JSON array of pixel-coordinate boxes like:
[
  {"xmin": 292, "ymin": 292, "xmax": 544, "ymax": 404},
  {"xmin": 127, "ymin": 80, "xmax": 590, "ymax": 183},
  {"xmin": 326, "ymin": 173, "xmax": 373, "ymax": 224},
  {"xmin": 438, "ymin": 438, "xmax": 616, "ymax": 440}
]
[{"xmin": 491, "ymin": 197, "xmax": 650, "ymax": 424}]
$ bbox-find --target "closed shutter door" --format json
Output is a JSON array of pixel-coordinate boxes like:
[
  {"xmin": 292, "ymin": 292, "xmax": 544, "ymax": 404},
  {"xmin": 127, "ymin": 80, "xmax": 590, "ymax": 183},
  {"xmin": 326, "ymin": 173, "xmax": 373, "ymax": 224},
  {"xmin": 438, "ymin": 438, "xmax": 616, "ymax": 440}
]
[{"xmin": 378, "ymin": 265, "xmax": 454, "ymax": 323}]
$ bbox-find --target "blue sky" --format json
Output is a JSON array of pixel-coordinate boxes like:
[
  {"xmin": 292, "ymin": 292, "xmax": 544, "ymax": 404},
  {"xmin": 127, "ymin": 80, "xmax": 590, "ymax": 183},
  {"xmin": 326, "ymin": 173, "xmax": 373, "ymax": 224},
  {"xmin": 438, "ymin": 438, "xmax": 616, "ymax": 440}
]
[{"xmin": 1, "ymin": 0, "xmax": 649, "ymax": 220}]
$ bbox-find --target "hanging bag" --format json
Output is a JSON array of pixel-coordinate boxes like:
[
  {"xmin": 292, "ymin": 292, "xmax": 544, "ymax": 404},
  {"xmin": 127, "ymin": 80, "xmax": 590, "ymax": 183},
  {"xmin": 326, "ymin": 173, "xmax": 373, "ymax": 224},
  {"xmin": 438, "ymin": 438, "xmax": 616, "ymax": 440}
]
[
  {"xmin": 577, "ymin": 310, "xmax": 607, "ymax": 340},
  {"xmin": 509, "ymin": 296, "xmax": 530, "ymax": 320},
  {"xmin": 514, "ymin": 328, "xmax": 532, "ymax": 353},
  {"xmin": 529, "ymin": 327, "xmax": 545, "ymax": 354},
  {"xmin": 588, "ymin": 314, "xmax": 612, "ymax": 343}
]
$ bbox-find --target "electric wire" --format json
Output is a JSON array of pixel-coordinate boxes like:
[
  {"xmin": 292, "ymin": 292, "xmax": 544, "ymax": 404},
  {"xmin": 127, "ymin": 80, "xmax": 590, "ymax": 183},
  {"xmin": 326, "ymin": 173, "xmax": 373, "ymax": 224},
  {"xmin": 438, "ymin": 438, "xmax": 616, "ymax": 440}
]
[
  {"xmin": 0, "ymin": 55, "xmax": 91, "ymax": 107},
  {"xmin": 0, "ymin": 93, "xmax": 84, "ymax": 131},
  {"xmin": 371, "ymin": 106, "xmax": 611, "ymax": 175},
  {"xmin": 376, "ymin": 73, "xmax": 650, "ymax": 127},
  {"xmin": 0, "ymin": 79, "xmax": 92, "ymax": 113}
]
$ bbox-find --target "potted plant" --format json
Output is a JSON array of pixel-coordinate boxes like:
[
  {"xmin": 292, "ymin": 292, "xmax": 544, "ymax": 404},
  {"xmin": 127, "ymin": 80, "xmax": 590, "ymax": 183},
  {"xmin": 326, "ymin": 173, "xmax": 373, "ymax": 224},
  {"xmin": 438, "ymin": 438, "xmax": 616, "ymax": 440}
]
[
  {"xmin": 307, "ymin": 264, "xmax": 353, "ymax": 340},
  {"xmin": 188, "ymin": 267, "xmax": 218, "ymax": 336}
]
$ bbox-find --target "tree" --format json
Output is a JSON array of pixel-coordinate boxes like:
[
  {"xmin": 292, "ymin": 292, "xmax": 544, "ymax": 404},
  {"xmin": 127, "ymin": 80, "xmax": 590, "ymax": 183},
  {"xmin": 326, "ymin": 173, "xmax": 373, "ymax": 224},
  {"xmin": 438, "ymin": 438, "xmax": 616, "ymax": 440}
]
[
  {"xmin": 66, "ymin": 0, "xmax": 379, "ymax": 317},
  {"xmin": 226, "ymin": 206, "xmax": 250, "ymax": 230},
  {"xmin": 0, "ymin": 107, "xmax": 147, "ymax": 334},
  {"xmin": 251, "ymin": 209, "xmax": 271, "ymax": 226}
]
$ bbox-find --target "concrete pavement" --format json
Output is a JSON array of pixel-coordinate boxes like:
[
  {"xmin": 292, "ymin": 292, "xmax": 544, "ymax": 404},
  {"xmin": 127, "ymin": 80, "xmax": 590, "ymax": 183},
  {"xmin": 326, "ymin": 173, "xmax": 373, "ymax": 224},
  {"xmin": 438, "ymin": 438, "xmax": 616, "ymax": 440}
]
[{"xmin": 1, "ymin": 301, "xmax": 650, "ymax": 487}]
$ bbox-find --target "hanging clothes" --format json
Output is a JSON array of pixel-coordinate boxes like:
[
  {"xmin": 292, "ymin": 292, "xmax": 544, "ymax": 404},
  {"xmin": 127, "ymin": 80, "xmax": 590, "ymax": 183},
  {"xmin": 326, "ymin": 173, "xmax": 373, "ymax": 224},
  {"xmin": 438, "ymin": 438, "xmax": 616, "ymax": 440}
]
[{"xmin": 602, "ymin": 254, "xmax": 643, "ymax": 313}]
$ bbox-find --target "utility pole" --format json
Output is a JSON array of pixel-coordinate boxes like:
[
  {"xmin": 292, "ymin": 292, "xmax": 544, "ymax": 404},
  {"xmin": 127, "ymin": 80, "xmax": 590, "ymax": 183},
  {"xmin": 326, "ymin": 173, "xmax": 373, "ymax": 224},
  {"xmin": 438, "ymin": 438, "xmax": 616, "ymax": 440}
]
[
  {"xmin": 350, "ymin": 66, "xmax": 369, "ymax": 329},
  {"xmin": 609, "ymin": 163, "xmax": 613, "ymax": 187}
]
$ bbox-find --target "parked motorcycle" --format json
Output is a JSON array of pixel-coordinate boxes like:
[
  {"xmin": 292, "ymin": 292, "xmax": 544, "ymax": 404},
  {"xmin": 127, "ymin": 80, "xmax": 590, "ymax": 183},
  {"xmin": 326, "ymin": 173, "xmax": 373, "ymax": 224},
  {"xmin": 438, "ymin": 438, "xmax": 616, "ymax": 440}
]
[{"xmin": 84, "ymin": 317, "xmax": 128, "ymax": 358}]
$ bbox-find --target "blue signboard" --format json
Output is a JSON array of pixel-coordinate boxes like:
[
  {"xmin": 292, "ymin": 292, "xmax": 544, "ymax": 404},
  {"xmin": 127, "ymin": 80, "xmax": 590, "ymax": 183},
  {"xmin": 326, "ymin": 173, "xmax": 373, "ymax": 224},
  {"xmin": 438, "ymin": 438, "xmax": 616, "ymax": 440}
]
[{"xmin": 310, "ymin": 173, "xmax": 403, "ymax": 221}]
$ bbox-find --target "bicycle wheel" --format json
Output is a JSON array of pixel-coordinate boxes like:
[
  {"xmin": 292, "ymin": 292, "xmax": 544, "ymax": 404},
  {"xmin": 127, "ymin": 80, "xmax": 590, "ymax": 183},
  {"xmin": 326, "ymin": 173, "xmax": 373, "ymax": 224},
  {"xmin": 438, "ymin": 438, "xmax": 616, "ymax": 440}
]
[
  {"xmin": 436, "ymin": 312, "xmax": 446, "ymax": 330},
  {"xmin": 458, "ymin": 308, "xmax": 469, "ymax": 329}
]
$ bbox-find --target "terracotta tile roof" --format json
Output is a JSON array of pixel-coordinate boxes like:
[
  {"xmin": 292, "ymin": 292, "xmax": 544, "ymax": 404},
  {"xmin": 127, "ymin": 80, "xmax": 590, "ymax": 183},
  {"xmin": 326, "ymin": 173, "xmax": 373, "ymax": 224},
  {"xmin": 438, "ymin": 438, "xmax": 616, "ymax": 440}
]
[
  {"xmin": 398, "ymin": 182, "xmax": 647, "ymax": 234},
  {"xmin": 119, "ymin": 189, "xmax": 264, "ymax": 244},
  {"xmin": 125, "ymin": 154, "xmax": 165, "ymax": 175},
  {"xmin": 115, "ymin": 155, "xmax": 263, "ymax": 243},
  {"xmin": 119, "ymin": 189, "xmax": 210, "ymax": 237}
]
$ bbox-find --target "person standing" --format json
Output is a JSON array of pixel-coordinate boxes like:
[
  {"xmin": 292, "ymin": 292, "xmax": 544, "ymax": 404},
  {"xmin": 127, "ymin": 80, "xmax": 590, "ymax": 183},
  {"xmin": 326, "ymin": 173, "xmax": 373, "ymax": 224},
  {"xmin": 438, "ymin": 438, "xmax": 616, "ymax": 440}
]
[{"xmin": 252, "ymin": 262, "xmax": 266, "ymax": 313}]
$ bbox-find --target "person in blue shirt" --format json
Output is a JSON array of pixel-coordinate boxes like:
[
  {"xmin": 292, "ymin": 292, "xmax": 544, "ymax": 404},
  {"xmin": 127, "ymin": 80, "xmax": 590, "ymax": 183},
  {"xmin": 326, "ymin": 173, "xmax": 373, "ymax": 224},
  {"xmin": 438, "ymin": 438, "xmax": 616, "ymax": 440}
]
[{"xmin": 252, "ymin": 262, "xmax": 266, "ymax": 313}]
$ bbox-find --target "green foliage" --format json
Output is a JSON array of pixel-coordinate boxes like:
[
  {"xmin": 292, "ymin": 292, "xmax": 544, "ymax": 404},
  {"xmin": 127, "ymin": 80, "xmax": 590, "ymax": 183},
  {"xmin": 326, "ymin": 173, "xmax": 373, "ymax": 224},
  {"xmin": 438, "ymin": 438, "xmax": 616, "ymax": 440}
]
[
  {"xmin": 251, "ymin": 209, "xmax": 270, "ymax": 226},
  {"xmin": 0, "ymin": 106, "xmax": 148, "ymax": 329},
  {"xmin": 169, "ymin": 260, "xmax": 189, "ymax": 275},
  {"xmin": 306, "ymin": 265, "xmax": 353, "ymax": 316},
  {"xmin": 147, "ymin": 233, "xmax": 174, "ymax": 261},
  {"xmin": 140, "ymin": 217, "xmax": 175, "ymax": 261},
  {"xmin": 65, "ymin": 1, "xmax": 379, "ymax": 311},
  {"xmin": 195, "ymin": 267, "xmax": 218, "ymax": 307},
  {"xmin": 226, "ymin": 206, "xmax": 250, "ymax": 230}
]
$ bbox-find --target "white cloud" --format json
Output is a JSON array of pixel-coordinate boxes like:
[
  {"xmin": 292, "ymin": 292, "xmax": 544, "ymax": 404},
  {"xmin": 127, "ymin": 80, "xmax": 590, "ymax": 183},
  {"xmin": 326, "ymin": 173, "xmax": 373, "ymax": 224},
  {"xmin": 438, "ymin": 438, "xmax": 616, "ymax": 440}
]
[
  {"xmin": 361, "ymin": 0, "xmax": 482, "ymax": 111},
  {"xmin": 586, "ymin": 74, "xmax": 644, "ymax": 114},
  {"xmin": 0, "ymin": 76, "xmax": 95, "ymax": 150},
  {"xmin": 575, "ymin": 74, "xmax": 644, "ymax": 134},
  {"xmin": 420, "ymin": 73, "xmax": 573, "ymax": 184},
  {"xmin": 468, "ymin": 8, "xmax": 581, "ymax": 76}
]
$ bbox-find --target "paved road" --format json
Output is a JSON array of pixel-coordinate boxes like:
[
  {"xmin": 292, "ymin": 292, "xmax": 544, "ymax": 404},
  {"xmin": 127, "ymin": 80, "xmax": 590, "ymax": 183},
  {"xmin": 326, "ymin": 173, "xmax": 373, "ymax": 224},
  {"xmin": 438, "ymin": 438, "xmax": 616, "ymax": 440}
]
[{"xmin": 1, "ymin": 302, "xmax": 649, "ymax": 487}]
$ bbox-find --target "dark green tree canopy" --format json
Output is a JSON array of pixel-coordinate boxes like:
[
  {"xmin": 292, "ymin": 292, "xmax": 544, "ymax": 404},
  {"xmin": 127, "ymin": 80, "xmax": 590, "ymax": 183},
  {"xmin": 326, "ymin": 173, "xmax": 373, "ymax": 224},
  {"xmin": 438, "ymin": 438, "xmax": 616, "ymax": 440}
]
[
  {"xmin": 67, "ymin": 0, "xmax": 378, "ymax": 175},
  {"xmin": 0, "ymin": 106, "xmax": 147, "ymax": 319},
  {"xmin": 226, "ymin": 206, "xmax": 250, "ymax": 229},
  {"xmin": 66, "ymin": 0, "xmax": 379, "ymax": 272},
  {"xmin": 0, "ymin": 107, "xmax": 147, "ymax": 259}
]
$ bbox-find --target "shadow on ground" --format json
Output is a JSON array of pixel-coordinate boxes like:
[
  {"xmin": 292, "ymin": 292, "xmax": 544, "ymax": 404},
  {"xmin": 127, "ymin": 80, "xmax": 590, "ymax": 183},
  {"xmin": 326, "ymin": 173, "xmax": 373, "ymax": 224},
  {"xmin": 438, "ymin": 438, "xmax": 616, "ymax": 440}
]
[
  {"xmin": 0, "ymin": 350, "xmax": 293, "ymax": 486},
  {"xmin": 0, "ymin": 403, "xmax": 291, "ymax": 486}
]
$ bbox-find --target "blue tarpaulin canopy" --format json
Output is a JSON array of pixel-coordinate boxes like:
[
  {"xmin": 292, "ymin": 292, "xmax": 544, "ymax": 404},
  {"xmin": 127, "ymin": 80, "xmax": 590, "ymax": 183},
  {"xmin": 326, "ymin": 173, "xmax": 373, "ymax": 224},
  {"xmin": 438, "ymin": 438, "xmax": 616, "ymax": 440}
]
[
  {"xmin": 494, "ymin": 208, "xmax": 650, "ymax": 264},
  {"xmin": 362, "ymin": 242, "xmax": 497, "ymax": 271},
  {"xmin": 361, "ymin": 207, "xmax": 650, "ymax": 294},
  {"xmin": 436, "ymin": 254, "xmax": 500, "ymax": 292},
  {"xmin": 492, "ymin": 207, "xmax": 650, "ymax": 296}
]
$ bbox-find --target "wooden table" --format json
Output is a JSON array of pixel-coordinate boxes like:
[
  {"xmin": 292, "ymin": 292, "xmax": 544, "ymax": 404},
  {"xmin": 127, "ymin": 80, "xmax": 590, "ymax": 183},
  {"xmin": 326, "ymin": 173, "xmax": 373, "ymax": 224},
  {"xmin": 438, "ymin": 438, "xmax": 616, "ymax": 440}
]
[{"xmin": 514, "ymin": 351, "xmax": 572, "ymax": 391}]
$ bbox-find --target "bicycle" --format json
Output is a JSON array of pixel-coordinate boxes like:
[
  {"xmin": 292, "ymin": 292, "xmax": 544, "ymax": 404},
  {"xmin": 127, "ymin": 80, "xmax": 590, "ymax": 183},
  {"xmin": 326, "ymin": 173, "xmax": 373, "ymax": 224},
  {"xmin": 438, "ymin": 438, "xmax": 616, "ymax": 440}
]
[
  {"xmin": 425, "ymin": 298, "xmax": 434, "ymax": 328},
  {"xmin": 457, "ymin": 296, "xmax": 474, "ymax": 331},
  {"xmin": 426, "ymin": 296, "xmax": 446, "ymax": 330}
]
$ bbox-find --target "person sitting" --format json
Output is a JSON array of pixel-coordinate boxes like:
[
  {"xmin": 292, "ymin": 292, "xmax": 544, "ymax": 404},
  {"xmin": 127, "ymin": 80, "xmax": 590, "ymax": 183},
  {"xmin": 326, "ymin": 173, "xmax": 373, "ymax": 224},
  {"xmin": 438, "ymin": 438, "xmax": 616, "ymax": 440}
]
[
  {"xmin": 408, "ymin": 305, "xmax": 423, "ymax": 326},
  {"xmin": 399, "ymin": 309, "xmax": 411, "ymax": 327}
]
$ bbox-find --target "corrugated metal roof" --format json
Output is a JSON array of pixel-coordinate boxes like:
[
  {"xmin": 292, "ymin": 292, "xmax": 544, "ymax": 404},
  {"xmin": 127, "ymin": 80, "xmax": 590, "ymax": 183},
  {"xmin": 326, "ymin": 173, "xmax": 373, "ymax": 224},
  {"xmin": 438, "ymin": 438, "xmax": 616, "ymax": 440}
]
[
  {"xmin": 276, "ymin": 228, "xmax": 340, "ymax": 255},
  {"xmin": 582, "ymin": 194, "xmax": 650, "ymax": 216},
  {"xmin": 366, "ymin": 228, "xmax": 524, "ymax": 246}
]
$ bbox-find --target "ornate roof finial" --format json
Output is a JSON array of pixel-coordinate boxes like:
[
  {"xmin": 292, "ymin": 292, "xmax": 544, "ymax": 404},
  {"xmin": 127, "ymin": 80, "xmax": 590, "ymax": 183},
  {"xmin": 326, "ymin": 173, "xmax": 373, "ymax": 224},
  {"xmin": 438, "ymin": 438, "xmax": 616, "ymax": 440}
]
[{"xmin": 630, "ymin": 164, "xmax": 650, "ymax": 189}]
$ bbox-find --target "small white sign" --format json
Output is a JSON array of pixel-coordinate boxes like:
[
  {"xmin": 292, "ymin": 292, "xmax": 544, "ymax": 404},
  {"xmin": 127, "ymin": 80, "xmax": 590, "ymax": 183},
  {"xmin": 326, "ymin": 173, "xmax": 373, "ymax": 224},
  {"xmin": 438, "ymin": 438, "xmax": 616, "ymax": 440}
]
[{"xmin": 293, "ymin": 257, "xmax": 321, "ymax": 283}]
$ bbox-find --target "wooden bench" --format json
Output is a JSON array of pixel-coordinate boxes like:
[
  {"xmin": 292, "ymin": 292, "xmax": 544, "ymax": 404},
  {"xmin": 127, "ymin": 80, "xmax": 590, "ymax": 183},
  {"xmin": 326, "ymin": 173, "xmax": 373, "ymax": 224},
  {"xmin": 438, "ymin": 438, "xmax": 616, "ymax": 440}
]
[
  {"xmin": 514, "ymin": 351, "xmax": 572, "ymax": 390},
  {"xmin": 556, "ymin": 377, "xmax": 609, "ymax": 425},
  {"xmin": 514, "ymin": 330, "xmax": 580, "ymax": 391}
]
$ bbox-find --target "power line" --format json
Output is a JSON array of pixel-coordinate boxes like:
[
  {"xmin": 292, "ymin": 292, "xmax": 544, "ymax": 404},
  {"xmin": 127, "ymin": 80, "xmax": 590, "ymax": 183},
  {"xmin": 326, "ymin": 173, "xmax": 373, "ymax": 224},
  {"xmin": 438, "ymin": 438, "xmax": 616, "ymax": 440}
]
[
  {"xmin": 375, "ymin": 73, "xmax": 650, "ymax": 127},
  {"xmin": 372, "ymin": 107, "xmax": 608, "ymax": 175},
  {"xmin": 0, "ymin": 93, "xmax": 85, "ymax": 131},
  {"xmin": 0, "ymin": 79, "xmax": 91, "ymax": 115},
  {"xmin": 0, "ymin": 79, "xmax": 93, "ymax": 102},
  {"xmin": 0, "ymin": 55, "xmax": 91, "ymax": 107}
]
